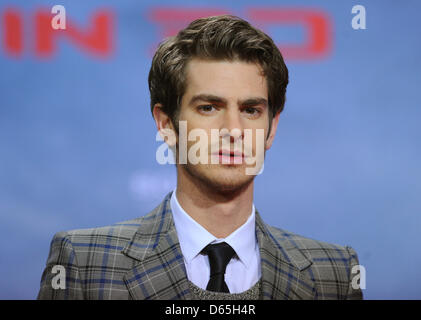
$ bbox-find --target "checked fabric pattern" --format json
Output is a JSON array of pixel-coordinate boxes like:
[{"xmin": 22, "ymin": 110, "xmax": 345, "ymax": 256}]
[{"xmin": 37, "ymin": 192, "xmax": 363, "ymax": 300}]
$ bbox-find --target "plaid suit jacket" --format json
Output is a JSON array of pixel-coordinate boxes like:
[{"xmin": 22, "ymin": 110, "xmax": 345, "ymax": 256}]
[{"xmin": 37, "ymin": 192, "xmax": 363, "ymax": 300}]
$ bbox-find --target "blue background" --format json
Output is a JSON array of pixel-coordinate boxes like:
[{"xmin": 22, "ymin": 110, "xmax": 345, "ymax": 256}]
[{"xmin": 1, "ymin": 0, "xmax": 420, "ymax": 299}]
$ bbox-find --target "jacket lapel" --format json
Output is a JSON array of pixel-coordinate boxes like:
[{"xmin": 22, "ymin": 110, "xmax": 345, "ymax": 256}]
[
  {"xmin": 255, "ymin": 212, "xmax": 316, "ymax": 300},
  {"xmin": 122, "ymin": 192, "xmax": 192, "ymax": 300},
  {"xmin": 121, "ymin": 192, "xmax": 315, "ymax": 300}
]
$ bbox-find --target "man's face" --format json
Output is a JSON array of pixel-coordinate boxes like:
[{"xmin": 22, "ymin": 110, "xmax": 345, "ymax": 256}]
[{"xmin": 175, "ymin": 58, "xmax": 279, "ymax": 192}]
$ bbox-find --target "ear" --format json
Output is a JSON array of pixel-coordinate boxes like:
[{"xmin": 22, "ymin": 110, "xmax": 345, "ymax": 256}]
[
  {"xmin": 152, "ymin": 104, "xmax": 177, "ymax": 147},
  {"xmin": 265, "ymin": 111, "xmax": 281, "ymax": 151}
]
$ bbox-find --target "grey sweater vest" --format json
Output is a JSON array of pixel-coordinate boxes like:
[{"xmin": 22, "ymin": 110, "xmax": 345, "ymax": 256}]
[{"xmin": 188, "ymin": 279, "xmax": 262, "ymax": 300}]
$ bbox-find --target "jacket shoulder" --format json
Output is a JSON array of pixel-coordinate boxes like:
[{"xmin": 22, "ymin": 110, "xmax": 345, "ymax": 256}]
[
  {"xmin": 63, "ymin": 219, "xmax": 137, "ymax": 238},
  {"xmin": 46, "ymin": 210, "xmax": 163, "ymax": 274},
  {"xmin": 53, "ymin": 212, "xmax": 156, "ymax": 245},
  {"xmin": 264, "ymin": 224, "xmax": 362, "ymax": 299},
  {"xmin": 38, "ymin": 212, "xmax": 159, "ymax": 300},
  {"xmin": 266, "ymin": 224, "xmax": 353, "ymax": 253}
]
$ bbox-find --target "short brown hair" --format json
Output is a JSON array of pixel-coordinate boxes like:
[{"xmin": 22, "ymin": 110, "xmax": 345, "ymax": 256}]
[{"xmin": 148, "ymin": 15, "xmax": 289, "ymax": 128}]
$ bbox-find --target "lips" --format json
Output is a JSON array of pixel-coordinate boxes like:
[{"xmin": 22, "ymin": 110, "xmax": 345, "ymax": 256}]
[
  {"xmin": 210, "ymin": 149, "xmax": 245, "ymax": 165},
  {"xmin": 218, "ymin": 149, "xmax": 244, "ymax": 158}
]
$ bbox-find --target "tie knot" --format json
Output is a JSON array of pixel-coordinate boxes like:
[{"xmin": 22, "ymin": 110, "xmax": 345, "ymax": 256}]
[{"xmin": 201, "ymin": 242, "xmax": 236, "ymax": 277}]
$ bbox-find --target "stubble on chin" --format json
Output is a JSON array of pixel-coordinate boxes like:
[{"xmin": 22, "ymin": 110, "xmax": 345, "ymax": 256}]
[{"xmin": 180, "ymin": 162, "xmax": 255, "ymax": 195}]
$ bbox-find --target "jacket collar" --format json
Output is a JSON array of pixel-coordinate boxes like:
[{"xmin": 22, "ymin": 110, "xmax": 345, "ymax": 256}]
[
  {"xmin": 122, "ymin": 192, "xmax": 316, "ymax": 300},
  {"xmin": 255, "ymin": 211, "xmax": 316, "ymax": 299},
  {"xmin": 122, "ymin": 192, "xmax": 191, "ymax": 299}
]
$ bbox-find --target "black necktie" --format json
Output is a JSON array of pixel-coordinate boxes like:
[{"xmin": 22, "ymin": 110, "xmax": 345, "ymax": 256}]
[{"xmin": 201, "ymin": 242, "xmax": 236, "ymax": 293}]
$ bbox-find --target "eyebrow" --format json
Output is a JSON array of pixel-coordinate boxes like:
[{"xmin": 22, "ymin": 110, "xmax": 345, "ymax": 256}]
[
  {"xmin": 189, "ymin": 94, "xmax": 227, "ymax": 105},
  {"xmin": 240, "ymin": 97, "xmax": 268, "ymax": 108},
  {"xmin": 189, "ymin": 94, "xmax": 268, "ymax": 108}
]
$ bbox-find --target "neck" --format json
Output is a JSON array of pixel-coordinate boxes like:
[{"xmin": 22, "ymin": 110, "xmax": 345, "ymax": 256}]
[{"xmin": 175, "ymin": 166, "xmax": 254, "ymax": 238}]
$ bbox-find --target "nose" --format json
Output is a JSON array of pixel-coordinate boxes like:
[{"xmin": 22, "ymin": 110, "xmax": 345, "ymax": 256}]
[{"xmin": 221, "ymin": 106, "xmax": 243, "ymax": 142}]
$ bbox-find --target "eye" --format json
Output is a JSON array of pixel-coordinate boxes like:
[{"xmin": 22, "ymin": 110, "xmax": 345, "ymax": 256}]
[
  {"xmin": 243, "ymin": 107, "xmax": 261, "ymax": 116},
  {"xmin": 197, "ymin": 105, "xmax": 216, "ymax": 113}
]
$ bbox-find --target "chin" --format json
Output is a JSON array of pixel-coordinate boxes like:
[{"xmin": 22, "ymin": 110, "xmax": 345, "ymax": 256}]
[{"xmin": 184, "ymin": 163, "xmax": 255, "ymax": 193}]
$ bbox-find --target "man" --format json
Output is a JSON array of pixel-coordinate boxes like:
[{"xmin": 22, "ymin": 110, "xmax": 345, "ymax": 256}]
[{"xmin": 38, "ymin": 15, "xmax": 363, "ymax": 300}]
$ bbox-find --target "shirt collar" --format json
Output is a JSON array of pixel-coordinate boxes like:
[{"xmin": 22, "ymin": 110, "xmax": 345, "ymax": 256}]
[{"xmin": 170, "ymin": 189, "xmax": 257, "ymax": 269}]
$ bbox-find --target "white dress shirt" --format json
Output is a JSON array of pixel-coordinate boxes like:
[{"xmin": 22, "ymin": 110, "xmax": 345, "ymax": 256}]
[{"xmin": 170, "ymin": 189, "xmax": 261, "ymax": 293}]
